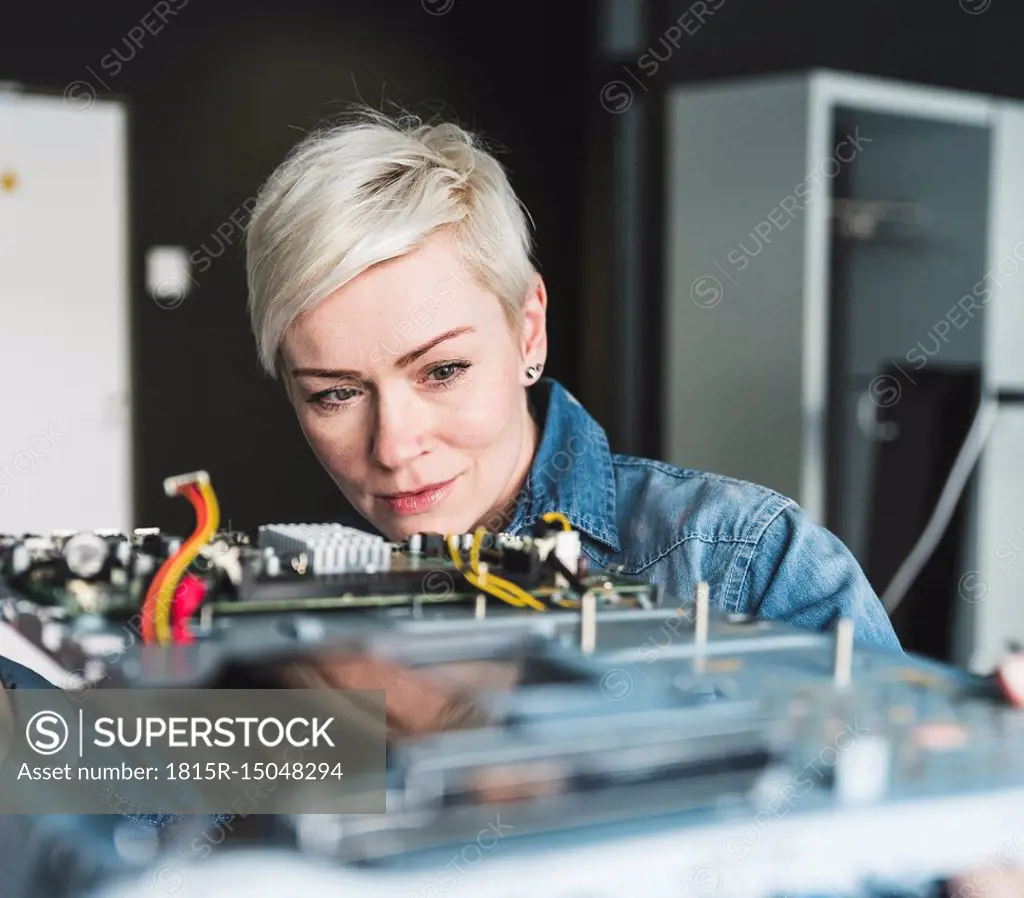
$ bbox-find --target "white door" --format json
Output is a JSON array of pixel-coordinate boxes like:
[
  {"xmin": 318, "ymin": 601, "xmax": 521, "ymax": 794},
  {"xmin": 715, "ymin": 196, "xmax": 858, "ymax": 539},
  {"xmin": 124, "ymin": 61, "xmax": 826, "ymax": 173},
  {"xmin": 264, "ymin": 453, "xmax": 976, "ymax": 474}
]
[{"xmin": 0, "ymin": 90, "xmax": 131, "ymax": 534}]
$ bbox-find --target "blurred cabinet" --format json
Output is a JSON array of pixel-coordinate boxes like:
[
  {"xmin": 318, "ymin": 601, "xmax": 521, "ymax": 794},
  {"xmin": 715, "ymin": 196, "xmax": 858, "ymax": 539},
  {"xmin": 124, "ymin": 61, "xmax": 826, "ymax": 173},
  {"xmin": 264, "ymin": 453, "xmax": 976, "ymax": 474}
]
[
  {"xmin": 0, "ymin": 89, "xmax": 131, "ymax": 533},
  {"xmin": 662, "ymin": 69, "xmax": 1024, "ymax": 671}
]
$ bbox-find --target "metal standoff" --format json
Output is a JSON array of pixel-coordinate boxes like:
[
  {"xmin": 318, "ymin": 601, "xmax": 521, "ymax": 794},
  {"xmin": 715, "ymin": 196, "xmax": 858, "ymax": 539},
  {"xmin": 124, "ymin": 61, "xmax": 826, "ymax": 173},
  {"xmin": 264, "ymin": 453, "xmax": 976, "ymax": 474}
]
[
  {"xmin": 581, "ymin": 590, "xmax": 597, "ymax": 654},
  {"xmin": 475, "ymin": 594, "xmax": 487, "ymax": 620},
  {"xmin": 694, "ymin": 581, "xmax": 710, "ymax": 674},
  {"xmin": 834, "ymin": 617, "xmax": 855, "ymax": 688}
]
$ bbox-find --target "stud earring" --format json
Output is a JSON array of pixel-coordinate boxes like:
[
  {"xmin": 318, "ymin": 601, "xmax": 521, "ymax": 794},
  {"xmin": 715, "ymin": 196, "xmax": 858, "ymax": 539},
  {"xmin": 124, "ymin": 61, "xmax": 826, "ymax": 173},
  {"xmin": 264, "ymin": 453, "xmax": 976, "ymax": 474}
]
[{"xmin": 526, "ymin": 363, "xmax": 544, "ymax": 380}]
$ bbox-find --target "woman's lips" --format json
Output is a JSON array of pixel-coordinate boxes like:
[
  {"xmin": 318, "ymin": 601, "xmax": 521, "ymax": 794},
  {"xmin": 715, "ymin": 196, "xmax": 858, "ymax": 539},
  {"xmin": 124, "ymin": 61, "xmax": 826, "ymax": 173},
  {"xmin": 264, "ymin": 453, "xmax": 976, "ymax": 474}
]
[{"xmin": 379, "ymin": 477, "xmax": 458, "ymax": 515}]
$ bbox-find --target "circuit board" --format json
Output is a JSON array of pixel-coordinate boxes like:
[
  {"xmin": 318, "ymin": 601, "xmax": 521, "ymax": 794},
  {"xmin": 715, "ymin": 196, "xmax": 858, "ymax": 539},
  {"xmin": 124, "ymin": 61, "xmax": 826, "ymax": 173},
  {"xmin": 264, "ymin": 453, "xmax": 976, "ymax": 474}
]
[
  {"xmin": 0, "ymin": 517, "xmax": 658, "ymax": 685},
  {"xmin": 2, "ymin": 504, "xmax": 1024, "ymax": 898}
]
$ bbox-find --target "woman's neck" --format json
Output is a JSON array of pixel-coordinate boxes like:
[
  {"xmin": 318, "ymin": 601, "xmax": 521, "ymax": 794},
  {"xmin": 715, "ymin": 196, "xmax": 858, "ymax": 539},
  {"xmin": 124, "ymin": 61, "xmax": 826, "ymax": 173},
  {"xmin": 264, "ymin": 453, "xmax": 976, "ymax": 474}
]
[{"xmin": 474, "ymin": 391, "xmax": 540, "ymax": 534}]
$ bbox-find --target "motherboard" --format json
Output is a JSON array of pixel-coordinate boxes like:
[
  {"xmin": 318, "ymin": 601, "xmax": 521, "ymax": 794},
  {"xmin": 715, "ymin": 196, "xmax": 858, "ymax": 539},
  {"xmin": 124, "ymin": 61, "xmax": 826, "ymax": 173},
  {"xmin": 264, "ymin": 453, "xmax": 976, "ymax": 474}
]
[{"xmin": 0, "ymin": 471, "xmax": 1023, "ymax": 898}]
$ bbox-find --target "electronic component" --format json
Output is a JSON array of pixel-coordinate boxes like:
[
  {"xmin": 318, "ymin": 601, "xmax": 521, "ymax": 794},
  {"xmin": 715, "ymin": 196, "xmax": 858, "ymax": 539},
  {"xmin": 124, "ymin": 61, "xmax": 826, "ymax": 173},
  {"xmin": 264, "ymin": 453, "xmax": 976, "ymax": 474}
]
[
  {"xmin": 1, "ymin": 475, "xmax": 1023, "ymax": 898},
  {"xmin": 257, "ymin": 523, "xmax": 393, "ymax": 575},
  {"xmin": 61, "ymin": 532, "xmax": 109, "ymax": 579}
]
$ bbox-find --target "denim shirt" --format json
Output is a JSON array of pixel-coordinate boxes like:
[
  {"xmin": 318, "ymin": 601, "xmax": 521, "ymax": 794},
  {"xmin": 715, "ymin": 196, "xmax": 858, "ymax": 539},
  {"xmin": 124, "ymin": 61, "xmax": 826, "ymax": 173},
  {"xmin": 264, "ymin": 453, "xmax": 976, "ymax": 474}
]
[{"xmin": 504, "ymin": 378, "xmax": 901, "ymax": 651}]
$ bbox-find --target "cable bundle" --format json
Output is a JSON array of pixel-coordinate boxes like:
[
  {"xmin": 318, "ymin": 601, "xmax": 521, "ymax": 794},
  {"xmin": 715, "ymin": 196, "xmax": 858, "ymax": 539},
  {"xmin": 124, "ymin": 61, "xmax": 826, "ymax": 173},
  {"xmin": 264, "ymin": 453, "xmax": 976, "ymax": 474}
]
[
  {"xmin": 141, "ymin": 471, "xmax": 220, "ymax": 645},
  {"xmin": 447, "ymin": 529, "xmax": 545, "ymax": 611},
  {"xmin": 444, "ymin": 513, "xmax": 573, "ymax": 612}
]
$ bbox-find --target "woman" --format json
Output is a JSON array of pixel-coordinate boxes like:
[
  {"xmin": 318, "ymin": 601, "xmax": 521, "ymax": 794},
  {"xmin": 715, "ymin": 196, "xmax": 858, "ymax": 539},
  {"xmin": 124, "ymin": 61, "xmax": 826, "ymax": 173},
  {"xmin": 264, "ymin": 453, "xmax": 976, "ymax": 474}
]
[
  {"xmin": 245, "ymin": 106, "xmax": 900, "ymax": 652},
  {"xmin": 2, "ymin": 109, "xmax": 1013, "ymax": 896}
]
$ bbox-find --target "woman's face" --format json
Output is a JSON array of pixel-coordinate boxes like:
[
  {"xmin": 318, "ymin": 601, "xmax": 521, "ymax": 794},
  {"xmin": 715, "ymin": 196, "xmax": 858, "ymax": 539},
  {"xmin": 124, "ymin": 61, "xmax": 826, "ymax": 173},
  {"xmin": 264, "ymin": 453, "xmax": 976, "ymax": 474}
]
[{"xmin": 280, "ymin": 231, "xmax": 547, "ymax": 542}]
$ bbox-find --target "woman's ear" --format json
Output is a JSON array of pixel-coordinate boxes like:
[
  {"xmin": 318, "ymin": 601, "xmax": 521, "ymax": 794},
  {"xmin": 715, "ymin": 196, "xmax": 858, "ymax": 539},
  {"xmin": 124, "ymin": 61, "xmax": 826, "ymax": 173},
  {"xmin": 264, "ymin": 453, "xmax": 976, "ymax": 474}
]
[{"xmin": 519, "ymin": 274, "xmax": 548, "ymax": 382}]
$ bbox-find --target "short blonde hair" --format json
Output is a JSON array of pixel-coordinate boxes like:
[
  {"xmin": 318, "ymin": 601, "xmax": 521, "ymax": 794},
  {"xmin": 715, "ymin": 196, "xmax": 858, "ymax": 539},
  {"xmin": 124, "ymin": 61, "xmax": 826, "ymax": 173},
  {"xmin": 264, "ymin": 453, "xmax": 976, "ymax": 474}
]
[{"xmin": 245, "ymin": 106, "xmax": 536, "ymax": 378}]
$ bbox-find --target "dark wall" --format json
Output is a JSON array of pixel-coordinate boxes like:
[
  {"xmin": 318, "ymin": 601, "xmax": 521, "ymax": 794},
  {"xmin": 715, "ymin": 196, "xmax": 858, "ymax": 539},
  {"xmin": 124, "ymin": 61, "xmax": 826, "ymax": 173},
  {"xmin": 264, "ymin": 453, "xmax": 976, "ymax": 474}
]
[
  {"xmin": 1, "ymin": 0, "xmax": 593, "ymax": 535},
  {"xmin": 7, "ymin": 0, "xmax": 1022, "ymax": 533},
  {"xmin": 649, "ymin": 0, "xmax": 1021, "ymax": 95}
]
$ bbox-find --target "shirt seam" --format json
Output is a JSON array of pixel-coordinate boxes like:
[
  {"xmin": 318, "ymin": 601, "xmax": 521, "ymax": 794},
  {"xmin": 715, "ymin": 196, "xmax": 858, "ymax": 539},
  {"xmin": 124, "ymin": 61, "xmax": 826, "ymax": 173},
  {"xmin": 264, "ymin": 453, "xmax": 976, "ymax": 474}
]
[
  {"xmin": 731, "ymin": 496, "xmax": 797, "ymax": 613},
  {"xmin": 625, "ymin": 534, "xmax": 757, "ymax": 575},
  {"xmin": 610, "ymin": 455, "xmax": 788, "ymax": 496}
]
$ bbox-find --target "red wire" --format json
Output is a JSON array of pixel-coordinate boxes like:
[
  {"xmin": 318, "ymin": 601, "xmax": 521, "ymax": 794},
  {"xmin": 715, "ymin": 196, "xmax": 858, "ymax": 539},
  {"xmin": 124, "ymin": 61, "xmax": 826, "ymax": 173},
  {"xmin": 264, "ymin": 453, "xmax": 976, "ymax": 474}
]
[
  {"xmin": 141, "ymin": 484, "xmax": 208, "ymax": 644},
  {"xmin": 171, "ymin": 574, "xmax": 207, "ymax": 645}
]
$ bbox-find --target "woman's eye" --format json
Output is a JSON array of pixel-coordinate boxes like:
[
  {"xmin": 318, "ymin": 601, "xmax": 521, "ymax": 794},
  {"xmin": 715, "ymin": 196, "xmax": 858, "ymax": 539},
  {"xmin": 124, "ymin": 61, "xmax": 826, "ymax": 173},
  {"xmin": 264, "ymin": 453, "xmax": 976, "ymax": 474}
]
[
  {"xmin": 426, "ymin": 361, "xmax": 471, "ymax": 386},
  {"xmin": 430, "ymin": 364, "xmax": 459, "ymax": 381},
  {"xmin": 309, "ymin": 387, "xmax": 358, "ymax": 408}
]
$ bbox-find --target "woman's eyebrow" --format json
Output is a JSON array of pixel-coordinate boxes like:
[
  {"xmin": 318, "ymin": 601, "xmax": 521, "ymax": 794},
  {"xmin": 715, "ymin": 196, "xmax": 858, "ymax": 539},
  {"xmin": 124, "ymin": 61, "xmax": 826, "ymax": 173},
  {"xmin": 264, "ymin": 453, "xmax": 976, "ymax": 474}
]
[
  {"xmin": 393, "ymin": 325, "xmax": 475, "ymax": 368},
  {"xmin": 291, "ymin": 326, "xmax": 476, "ymax": 379}
]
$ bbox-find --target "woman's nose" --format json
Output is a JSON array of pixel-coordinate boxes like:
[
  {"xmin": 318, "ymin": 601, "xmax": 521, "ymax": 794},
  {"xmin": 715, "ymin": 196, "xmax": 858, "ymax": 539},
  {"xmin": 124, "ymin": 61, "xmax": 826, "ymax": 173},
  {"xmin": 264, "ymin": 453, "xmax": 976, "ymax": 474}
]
[{"xmin": 370, "ymin": 392, "xmax": 427, "ymax": 469}]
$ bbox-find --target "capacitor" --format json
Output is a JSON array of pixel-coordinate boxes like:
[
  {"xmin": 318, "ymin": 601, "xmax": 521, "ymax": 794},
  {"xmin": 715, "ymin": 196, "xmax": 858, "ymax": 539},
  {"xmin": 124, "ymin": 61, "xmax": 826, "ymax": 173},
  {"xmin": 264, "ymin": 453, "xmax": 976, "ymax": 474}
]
[
  {"xmin": 9, "ymin": 542, "xmax": 29, "ymax": 576},
  {"xmin": 137, "ymin": 531, "xmax": 171, "ymax": 557},
  {"xmin": 104, "ymin": 535, "xmax": 132, "ymax": 567},
  {"xmin": 62, "ymin": 532, "xmax": 108, "ymax": 580}
]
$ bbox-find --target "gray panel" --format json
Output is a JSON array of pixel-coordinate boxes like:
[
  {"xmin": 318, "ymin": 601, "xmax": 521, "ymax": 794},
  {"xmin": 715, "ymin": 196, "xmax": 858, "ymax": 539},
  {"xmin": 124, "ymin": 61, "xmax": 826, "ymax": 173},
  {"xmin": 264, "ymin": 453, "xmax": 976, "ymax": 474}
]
[{"xmin": 664, "ymin": 76, "xmax": 812, "ymax": 500}]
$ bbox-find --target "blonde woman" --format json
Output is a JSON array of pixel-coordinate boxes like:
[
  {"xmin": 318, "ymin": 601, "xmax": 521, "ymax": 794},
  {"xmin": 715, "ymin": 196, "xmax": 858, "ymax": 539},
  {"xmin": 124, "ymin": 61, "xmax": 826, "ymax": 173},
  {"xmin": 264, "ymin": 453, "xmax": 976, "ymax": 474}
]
[{"xmin": 245, "ymin": 107, "xmax": 900, "ymax": 652}]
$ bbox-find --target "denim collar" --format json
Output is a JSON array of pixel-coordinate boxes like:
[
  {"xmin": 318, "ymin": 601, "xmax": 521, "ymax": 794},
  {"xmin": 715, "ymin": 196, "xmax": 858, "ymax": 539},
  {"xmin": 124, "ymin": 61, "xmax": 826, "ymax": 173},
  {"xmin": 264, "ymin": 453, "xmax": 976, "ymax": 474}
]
[{"xmin": 505, "ymin": 378, "xmax": 621, "ymax": 554}]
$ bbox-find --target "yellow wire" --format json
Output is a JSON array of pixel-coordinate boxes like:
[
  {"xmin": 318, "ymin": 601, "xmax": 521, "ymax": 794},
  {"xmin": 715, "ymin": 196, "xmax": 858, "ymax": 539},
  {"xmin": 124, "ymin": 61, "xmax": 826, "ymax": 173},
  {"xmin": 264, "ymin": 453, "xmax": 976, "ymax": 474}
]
[
  {"xmin": 542, "ymin": 511, "xmax": 572, "ymax": 531},
  {"xmin": 468, "ymin": 528, "xmax": 547, "ymax": 611},
  {"xmin": 446, "ymin": 535, "xmax": 509, "ymax": 605},
  {"xmin": 154, "ymin": 480, "xmax": 220, "ymax": 645},
  {"xmin": 469, "ymin": 527, "xmax": 487, "ymax": 574},
  {"xmin": 447, "ymin": 535, "xmax": 520, "ymax": 607},
  {"xmin": 467, "ymin": 528, "xmax": 533, "ymax": 608},
  {"xmin": 447, "ymin": 534, "xmax": 546, "ymax": 612}
]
